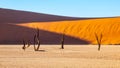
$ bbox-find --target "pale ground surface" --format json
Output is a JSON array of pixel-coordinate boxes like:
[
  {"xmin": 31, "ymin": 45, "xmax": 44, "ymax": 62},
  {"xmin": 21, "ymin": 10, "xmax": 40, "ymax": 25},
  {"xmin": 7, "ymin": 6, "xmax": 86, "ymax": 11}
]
[{"xmin": 0, "ymin": 45, "xmax": 120, "ymax": 68}]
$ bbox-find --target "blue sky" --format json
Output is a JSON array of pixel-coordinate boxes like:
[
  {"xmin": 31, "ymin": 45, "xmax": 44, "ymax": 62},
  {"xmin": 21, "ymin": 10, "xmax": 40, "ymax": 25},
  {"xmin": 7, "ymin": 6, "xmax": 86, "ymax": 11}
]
[{"xmin": 0, "ymin": 0, "xmax": 120, "ymax": 17}]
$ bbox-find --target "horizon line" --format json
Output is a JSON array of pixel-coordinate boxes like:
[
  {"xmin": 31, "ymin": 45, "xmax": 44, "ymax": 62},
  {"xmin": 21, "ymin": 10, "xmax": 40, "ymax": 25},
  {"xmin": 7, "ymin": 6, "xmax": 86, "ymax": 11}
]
[{"xmin": 0, "ymin": 7, "xmax": 120, "ymax": 18}]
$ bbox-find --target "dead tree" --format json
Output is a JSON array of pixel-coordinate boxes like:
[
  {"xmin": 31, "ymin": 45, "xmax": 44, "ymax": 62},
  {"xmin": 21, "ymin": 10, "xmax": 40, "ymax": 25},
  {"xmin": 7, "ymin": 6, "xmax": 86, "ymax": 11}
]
[
  {"xmin": 22, "ymin": 39, "xmax": 31, "ymax": 51},
  {"xmin": 95, "ymin": 33, "xmax": 103, "ymax": 51},
  {"xmin": 36, "ymin": 38, "xmax": 40, "ymax": 51},
  {"xmin": 27, "ymin": 40, "xmax": 31, "ymax": 48},
  {"xmin": 61, "ymin": 28, "xmax": 66, "ymax": 49},
  {"xmin": 33, "ymin": 28, "xmax": 41, "ymax": 51},
  {"xmin": 61, "ymin": 33, "xmax": 65, "ymax": 49},
  {"xmin": 36, "ymin": 28, "xmax": 40, "ymax": 50},
  {"xmin": 22, "ymin": 39, "xmax": 26, "ymax": 50},
  {"xmin": 22, "ymin": 28, "xmax": 40, "ymax": 51},
  {"xmin": 33, "ymin": 34, "xmax": 37, "ymax": 51}
]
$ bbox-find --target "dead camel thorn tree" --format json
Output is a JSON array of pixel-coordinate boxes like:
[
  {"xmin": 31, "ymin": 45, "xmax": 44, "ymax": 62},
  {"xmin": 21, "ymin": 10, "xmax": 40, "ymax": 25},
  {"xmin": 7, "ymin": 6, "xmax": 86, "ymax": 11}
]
[
  {"xmin": 61, "ymin": 28, "xmax": 67, "ymax": 49},
  {"xmin": 33, "ymin": 34, "xmax": 37, "ymax": 51},
  {"xmin": 22, "ymin": 39, "xmax": 26, "ymax": 50},
  {"xmin": 27, "ymin": 40, "xmax": 31, "ymax": 48},
  {"xmin": 36, "ymin": 28, "xmax": 41, "ymax": 50},
  {"xmin": 33, "ymin": 28, "xmax": 41, "ymax": 51},
  {"xmin": 22, "ymin": 39, "xmax": 31, "ymax": 51},
  {"xmin": 22, "ymin": 28, "xmax": 40, "ymax": 51},
  {"xmin": 95, "ymin": 33, "xmax": 103, "ymax": 51},
  {"xmin": 61, "ymin": 33, "xmax": 65, "ymax": 49}
]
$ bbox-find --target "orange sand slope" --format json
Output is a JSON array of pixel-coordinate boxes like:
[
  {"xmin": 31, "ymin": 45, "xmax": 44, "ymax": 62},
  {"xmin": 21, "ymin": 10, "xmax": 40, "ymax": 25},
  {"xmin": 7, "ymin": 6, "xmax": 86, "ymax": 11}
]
[
  {"xmin": 18, "ymin": 17, "xmax": 120, "ymax": 45},
  {"xmin": 0, "ymin": 8, "xmax": 94, "ymax": 44}
]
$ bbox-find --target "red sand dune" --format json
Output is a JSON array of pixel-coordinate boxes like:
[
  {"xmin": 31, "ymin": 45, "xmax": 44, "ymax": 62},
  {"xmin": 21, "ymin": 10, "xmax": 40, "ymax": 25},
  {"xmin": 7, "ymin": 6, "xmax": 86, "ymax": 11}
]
[
  {"xmin": 18, "ymin": 17, "xmax": 120, "ymax": 45},
  {"xmin": 0, "ymin": 8, "xmax": 120, "ymax": 45},
  {"xmin": 0, "ymin": 23, "xmax": 89, "ymax": 44},
  {"xmin": 0, "ymin": 8, "xmax": 94, "ymax": 23},
  {"xmin": 0, "ymin": 8, "xmax": 92, "ymax": 44}
]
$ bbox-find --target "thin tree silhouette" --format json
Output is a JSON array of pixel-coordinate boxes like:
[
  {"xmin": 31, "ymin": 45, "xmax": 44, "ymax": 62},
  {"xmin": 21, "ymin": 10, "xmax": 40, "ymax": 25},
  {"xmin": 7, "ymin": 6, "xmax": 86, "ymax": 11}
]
[
  {"xmin": 22, "ymin": 28, "xmax": 40, "ymax": 51},
  {"xmin": 95, "ymin": 33, "xmax": 103, "ymax": 51},
  {"xmin": 22, "ymin": 39, "xmax": 26, "ymax": 50},
  {"xmin": 33, "ymin": 28, "xmax": 41, "ymax": 51},
  {"xmin": 61, "ymin": 28, "xmax": 67, "ymax": 49},
  {"xmin": 22, "ymin": 39, "xmax": 31, "ymax": 51}
]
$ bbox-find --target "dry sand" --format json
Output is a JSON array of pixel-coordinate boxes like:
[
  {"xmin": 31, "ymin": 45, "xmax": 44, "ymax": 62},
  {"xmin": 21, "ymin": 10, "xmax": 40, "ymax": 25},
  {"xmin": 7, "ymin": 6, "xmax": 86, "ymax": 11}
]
[
  {"xmin": 18, "ymin": 17, "xmax": 120, "ymax": 44},
  {"xmin": 0, "ymin": 45, "xmax": 120, "ymax": 68}
]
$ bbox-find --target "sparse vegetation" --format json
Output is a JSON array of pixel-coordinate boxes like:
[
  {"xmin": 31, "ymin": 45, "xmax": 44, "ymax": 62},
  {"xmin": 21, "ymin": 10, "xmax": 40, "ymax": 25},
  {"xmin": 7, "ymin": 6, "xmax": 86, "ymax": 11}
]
[
  {"xmin": 27, "ymin": 40, "xmax": 31, "ymax": 48},
  {"xmin": 95, "ymin": 33, "xmax": 103, "ymax": 51},
  {"xmin": 33, "ymin": 34, "xmax": 37, "ymax": 51},
  {"xmin": 61, "ymin": 28, "xmax": 66, "ymax": 49},
  {"xmin": 22, "ymin": 39, "xmax": 26, "ymax": 50},
  {"xmin": 22, "ymin": 28, "xmax": 40, "ymax": 51},
  {"xmin": 22, "ymin": 39, "xmax": 31, "ymax": 51},
  {"xmin": 61, "ymin": 33, "xmax": 65, "ymax": 49},
  {"xmin": 34, "ymin": 28, "xmax": 41, "ymax": 51}
]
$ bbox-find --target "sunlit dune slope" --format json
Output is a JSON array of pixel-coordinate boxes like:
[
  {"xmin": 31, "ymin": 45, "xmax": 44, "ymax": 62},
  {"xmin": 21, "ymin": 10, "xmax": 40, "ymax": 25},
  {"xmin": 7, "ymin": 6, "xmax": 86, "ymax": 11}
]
[{"xmin": 18, "ymin": 17, "xmax": 120, "ymax": 45}]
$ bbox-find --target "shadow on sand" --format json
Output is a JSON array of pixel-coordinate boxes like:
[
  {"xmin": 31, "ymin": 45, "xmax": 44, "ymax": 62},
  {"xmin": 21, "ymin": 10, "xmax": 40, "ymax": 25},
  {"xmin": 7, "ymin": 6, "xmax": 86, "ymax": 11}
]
[
  {"xmin": 35, "ymin": 50, "xmax": 46, "ymax": 52},
  {"xmin": 0, "ymin": 23, "xmax": 90, "ymax": 44}
]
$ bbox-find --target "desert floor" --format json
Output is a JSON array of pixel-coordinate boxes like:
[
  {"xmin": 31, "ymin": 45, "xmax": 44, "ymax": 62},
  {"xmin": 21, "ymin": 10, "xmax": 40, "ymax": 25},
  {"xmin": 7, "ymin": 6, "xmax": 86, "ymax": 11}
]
[{"xmin": 0, "ymin": 45, "xmax": 120, "ymax": 68}]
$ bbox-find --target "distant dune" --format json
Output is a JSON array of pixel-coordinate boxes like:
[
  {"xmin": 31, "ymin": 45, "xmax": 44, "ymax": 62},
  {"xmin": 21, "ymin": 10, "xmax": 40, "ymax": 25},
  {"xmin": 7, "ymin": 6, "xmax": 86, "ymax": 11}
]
[
  {"xmin": 0, "ymin": 8, "xmax": 95, "ymax": 23},
  {"xmin": 0, "ymin": 8, "xmax": 120, "ymax": 44}
]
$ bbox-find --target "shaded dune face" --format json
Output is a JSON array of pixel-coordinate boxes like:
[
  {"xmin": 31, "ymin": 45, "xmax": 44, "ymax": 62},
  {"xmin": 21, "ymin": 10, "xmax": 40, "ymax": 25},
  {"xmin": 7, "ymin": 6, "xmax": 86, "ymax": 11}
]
[
  {"xmin": 0, "ymin": 8, "xmax": 91, "ymax": 44},
  {"xmin": 0, "ymin": 24, "xmax": 89, "ymax": 44},
  {"xmin": 0, "ymin": 8, "xmax": 94, "ymax": 23},
  {"xmin": 18, "ymin": 17, "xmax": 120, "ymax": 45}
]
